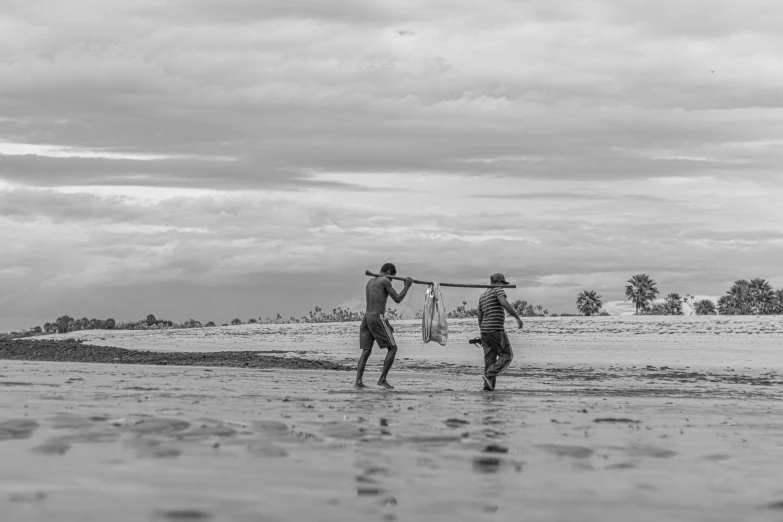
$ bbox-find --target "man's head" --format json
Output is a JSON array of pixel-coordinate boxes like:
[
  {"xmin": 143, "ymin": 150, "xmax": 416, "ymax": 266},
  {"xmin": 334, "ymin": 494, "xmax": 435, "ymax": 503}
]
[
  {"xmin": 380, "ymin": 263, "xmax": 397, "ymax": 276},
  {"xmin": 490, "ymin": 273, "xmax": 509, "ymax": 285}
]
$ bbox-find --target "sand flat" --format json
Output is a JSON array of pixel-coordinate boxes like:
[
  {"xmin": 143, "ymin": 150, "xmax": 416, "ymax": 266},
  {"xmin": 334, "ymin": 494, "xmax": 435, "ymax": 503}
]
[
  {"xmin": 34, "ymin": 316, "xmax": 783, "ymax": 370},
  {"xmin": 2, "ymin": 335, "xmax": 783, "ymax": 522}
]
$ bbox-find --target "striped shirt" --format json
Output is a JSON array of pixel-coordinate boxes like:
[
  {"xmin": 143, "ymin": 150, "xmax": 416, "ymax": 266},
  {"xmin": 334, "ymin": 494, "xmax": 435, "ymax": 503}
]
[{"xmin": 478, "ymin": 287, "xmax": 507, "ymax": 332}]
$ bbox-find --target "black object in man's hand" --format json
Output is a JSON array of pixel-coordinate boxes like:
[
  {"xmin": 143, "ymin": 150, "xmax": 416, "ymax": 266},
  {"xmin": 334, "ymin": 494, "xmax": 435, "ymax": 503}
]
[{"xmin": 468, "ymin": 337, "xmax": 482, "ymax": 346}]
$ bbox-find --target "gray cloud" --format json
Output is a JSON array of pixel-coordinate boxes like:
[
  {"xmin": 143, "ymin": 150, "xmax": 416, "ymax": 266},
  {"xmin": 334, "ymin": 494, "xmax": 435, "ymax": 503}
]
[{"xmin": 2, "ymin": 0, "xmax": 783, "ymax": 329}]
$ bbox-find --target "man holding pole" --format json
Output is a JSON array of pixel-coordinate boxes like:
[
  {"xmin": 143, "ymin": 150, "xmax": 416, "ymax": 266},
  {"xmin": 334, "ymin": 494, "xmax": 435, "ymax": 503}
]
[
  {"xmin": 477, "ymin": 273, "xmax": 523, "ymax": 391},
  {"xmin": 355, "ymin": 263, "xmax": 413, "ymax": 389}
]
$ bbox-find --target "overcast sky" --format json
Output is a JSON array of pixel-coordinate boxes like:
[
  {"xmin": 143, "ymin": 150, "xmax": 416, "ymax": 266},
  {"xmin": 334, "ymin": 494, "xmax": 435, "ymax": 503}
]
[{"xmin": 2, "ymin": 0, "xmax": 783, "ymax": 330}]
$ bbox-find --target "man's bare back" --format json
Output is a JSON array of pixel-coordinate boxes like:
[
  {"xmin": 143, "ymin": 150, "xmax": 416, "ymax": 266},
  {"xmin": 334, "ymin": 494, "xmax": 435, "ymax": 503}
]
[{"xmin": 365, "ymin": 277, "xmax": 394, "ymax": 315}]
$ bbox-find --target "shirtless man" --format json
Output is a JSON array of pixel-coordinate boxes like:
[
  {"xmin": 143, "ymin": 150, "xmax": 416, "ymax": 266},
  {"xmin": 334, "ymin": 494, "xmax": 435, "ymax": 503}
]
[{"xmin": 354, "ymin": 263, "xmax": 413, "ymax": 389}]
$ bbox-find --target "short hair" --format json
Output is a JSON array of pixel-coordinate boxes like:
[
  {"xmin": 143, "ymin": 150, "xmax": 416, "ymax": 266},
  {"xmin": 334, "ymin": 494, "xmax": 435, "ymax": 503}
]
[{"xmin": 380, "ymin": 263, "xmax": 397, "ymax": 275}]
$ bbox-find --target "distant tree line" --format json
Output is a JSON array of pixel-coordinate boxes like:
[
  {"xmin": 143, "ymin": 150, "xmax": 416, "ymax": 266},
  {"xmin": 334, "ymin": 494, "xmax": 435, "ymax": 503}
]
[
  {"xmin": 245, "ymin": 306, "xmax": 404, "ymax": 325},
  {"xmin": 441, "ymin": 299, "xmax": 549, "ymax": 320},
  {"xmin": 616, "ymin": 274, "xmax": 783, "ymax": 316},
  {"xmin": 573, "ymin": 274, "xmax": 782, "ymax": 317},
  {"xmin": 8, "ymin": 275, "xmax": 783, "ymax": 337}
]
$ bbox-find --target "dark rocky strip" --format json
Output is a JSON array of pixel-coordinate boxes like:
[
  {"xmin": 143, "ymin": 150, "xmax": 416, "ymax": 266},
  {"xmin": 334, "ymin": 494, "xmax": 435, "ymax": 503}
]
[{"xmin": 0, "ymin": 339, "xmax": 350, "ymax": 371}]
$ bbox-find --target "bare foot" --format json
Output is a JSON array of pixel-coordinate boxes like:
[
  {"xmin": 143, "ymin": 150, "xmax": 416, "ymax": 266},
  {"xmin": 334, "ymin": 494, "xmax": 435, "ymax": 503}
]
[
  {"xmin": 377, "ymin": 380, "xmax": 394, "ymax": 389},
  {"xmin": 354, "ymin": 382, "xmax": 367, "ymax": 389}
]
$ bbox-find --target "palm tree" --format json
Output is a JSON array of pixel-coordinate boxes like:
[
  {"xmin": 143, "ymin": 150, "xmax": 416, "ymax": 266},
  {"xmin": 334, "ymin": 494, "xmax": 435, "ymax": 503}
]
[
  {"xmin": 724, "ymin": 280, "xmax": 752, "ymax": 315},
  {"xmin": 717, "ymin": 295, "xmax": 733, "ymax": 315},
  {"xmin": 663, "ymin": 293, "xmax": 683, "ymax": 315},
  {"xmin": 694, "ymin": 299, "xmax": 717, "ymax": 315},
  {"xmin": 576, "ymin": 290, "xmax": 603, "ymax": 316},
  {"xmin": 625, "ymin": 274, "xmax": 660, "ymax": 314},
  {"xmin": 774, "ymin": 289, "xmax": 783, "ymax": 314},
  {"xmin": 749, "ymin": 278, "xmax": 775, "ymax": 314}
]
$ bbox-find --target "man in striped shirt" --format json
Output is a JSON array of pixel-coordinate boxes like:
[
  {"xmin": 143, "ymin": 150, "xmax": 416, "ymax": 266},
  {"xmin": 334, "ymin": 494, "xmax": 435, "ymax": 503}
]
[{"xmin": 477, "ymin": 273, "xmax": 524, "ymax": 391}]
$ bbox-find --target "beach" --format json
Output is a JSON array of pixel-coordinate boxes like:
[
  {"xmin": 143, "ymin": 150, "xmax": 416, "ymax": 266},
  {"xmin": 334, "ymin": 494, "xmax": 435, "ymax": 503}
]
[{"xmin": 2, "ymin": 316, "xmax": 783, "ymax": 521}]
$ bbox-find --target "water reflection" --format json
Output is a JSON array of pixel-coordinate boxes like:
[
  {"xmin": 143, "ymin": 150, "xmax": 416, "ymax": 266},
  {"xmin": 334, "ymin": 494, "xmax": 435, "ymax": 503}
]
[{"xmin": 473, "ymin": 456, "xmax": 501, "ymax": 474}]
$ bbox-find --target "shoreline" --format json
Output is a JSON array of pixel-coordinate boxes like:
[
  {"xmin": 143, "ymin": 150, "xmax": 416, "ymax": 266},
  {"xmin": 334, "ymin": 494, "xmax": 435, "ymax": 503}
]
[{"xmin": 0, "ymin": 339, "xmax": 350, "ymax": 371}]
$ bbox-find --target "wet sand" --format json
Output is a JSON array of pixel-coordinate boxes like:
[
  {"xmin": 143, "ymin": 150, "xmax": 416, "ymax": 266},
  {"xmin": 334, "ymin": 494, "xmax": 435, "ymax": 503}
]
[
  {"xmin": 0, "ymin": 339, "xmax": 348, "ymax": 371},
  {"xmin": 3, "ymin": 317, "xmax": 783, "ymax": 521}
]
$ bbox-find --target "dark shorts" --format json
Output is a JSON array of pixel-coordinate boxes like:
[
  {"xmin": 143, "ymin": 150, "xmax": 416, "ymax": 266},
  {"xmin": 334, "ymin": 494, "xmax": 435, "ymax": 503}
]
[{"xmin": 360, "ymin": 315, "xmax": 397, "ymax": 351}]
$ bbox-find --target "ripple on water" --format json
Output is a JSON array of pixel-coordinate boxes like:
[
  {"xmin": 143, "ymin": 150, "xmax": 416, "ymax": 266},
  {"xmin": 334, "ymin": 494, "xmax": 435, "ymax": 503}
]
[
  {"xmin": 125, "ymin": 418, "xmax": 190, "ymax": 435},
  {"xmin": 0, "ymin": 419, "xmax": 40, "ymax": 440},
  {"xmin": 49, "ymin": 414, "xmax": 93, "ymax": 430},
  {"xmin": 472, "ymin": 456, "xmax": 524, "ymax": 474},
  {"xmin": 178, "ymin": 426, "xmax": 237, "ymax": 440},
  {"xmin": 626, "ymin": 446, "xmax": 678, "ymax": 459},
  {"xmin": 30, "ymin": 440, "xmax": 71, "ymax": 455},
  {"xmin": 245, "ymin": 441, "xmax": 288, "ymax": 457},
  {"xmin": 252, "ymin": 420, "xmax": 289, "ymax": 436},
  {"xmin": 319, "ymin": 422, "xmax": 367, "ymax": 440},
  {"xmin": 126, "ymin": 439, "xmax": 182, "ymax": 459},
  {"xmin": 535, "ymin": 444, "xmax": 594, "ymax": 459},
  {"xmin": 153, "ymin": 508, "xmax": 213, "ymax": 520}
]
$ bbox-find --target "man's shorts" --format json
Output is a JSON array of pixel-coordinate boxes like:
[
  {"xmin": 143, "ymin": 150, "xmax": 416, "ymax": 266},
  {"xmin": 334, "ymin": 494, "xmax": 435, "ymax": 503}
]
[{"xmin": 360, "ymin": 315, "xmax": 397, "ymax": 350}]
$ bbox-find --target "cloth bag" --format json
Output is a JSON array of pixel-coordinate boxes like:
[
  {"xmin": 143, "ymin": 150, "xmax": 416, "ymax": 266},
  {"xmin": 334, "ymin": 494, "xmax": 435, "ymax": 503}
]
[{"xmin": 422, "ymin": 283, "xmax": 448, "ymax": 346}]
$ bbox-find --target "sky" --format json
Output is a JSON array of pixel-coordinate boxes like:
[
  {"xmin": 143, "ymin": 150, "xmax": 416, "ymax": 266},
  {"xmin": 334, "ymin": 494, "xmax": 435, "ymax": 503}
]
[{"xmin": 2, "ymin": 0, "xmax": 783, "ymax": 330}]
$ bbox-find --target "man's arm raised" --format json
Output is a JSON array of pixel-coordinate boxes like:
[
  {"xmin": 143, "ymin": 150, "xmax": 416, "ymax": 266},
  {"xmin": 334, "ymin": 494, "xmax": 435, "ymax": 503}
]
[
  {"xmin": 498, "ymin": 295, "xmax": 524, "ymax": 329},
  {"xmin": 385, "ymin": 277, "xmax": 413, "ymax": 304}
]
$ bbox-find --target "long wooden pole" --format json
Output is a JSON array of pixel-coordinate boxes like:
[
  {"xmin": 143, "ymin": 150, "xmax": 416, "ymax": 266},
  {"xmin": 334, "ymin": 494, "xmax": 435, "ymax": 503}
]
[{"xmin": 365, "ymin": 270, "xmax": 516, "ymax": 289}]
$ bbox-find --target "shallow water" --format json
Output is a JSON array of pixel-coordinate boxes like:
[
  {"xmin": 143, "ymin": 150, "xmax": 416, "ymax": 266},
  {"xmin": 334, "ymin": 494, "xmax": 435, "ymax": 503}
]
[{"xmin": 2, "ymin": 357, "xmax": 783, "ymax": 521}]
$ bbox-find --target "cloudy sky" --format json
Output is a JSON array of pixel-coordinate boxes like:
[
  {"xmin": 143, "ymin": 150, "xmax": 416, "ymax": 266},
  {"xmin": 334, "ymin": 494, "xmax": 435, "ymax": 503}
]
[{"xmin": 2, "ymin": 0, "xmax": 783, "ymax": 330}]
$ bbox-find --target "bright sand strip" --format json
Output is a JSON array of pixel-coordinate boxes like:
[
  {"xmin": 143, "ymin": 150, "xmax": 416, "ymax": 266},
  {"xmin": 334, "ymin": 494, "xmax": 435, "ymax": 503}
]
[
  {"xmin": 2, "ymin": 352, "xmax": 783, "ymax": 522},
  {"xmin": 35, "ymin": 315, "xmax": 783, "ymax": 370}
]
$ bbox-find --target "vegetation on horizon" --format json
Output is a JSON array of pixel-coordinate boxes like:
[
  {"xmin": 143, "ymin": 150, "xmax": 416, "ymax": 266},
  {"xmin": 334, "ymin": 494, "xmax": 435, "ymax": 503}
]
[
  {"xmin": 621, "ymin": 275, "xmax": 783, "ymax": 316},
  {"xmin": 7, "ymin": 275, "xmax": 783, "ymax": 337},
  {"xmin": 442, "ymin": 299, "xmax": 549, "ymax": 319},
  {"xmin": 576, "ymin": 290, "xmax": 608, "ymax": 316},
  {"xmin": 625, "ymin": 274, "xmax": 660, "ymax": 314}
]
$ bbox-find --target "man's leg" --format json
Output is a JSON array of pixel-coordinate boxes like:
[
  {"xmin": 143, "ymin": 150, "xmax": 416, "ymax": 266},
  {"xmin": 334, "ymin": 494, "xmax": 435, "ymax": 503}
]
[
  {"xmin": 376, "ymin": 318, "xmax": 397, "ymax": 389},
  {"xmin": 355, "ymin": 348, "xmax": 373, "ymax": 389},
  {"xmin": 355, "ymin": 318, "xmax": 374, "ymax": 389},
  {"xmin": 482, "ymin": 336, "xmax": 498, "ymax": 391},
  {"xmin": 377, "ymin": 346, "xmax": 397, "ymax": 389},
  {"xmin": 485, "ymin": 332, "xmax": 513, "ymax": 388}
]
